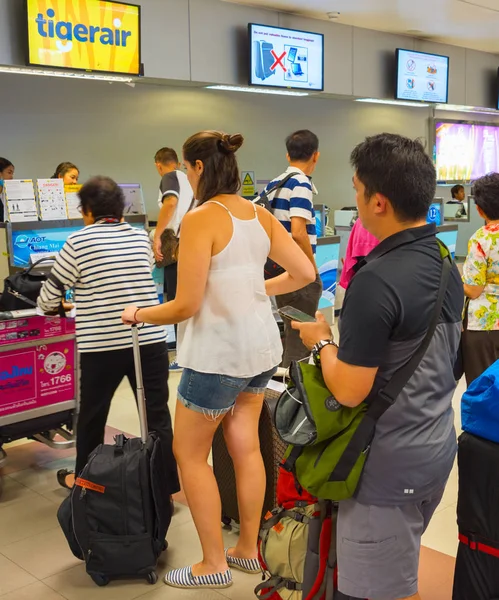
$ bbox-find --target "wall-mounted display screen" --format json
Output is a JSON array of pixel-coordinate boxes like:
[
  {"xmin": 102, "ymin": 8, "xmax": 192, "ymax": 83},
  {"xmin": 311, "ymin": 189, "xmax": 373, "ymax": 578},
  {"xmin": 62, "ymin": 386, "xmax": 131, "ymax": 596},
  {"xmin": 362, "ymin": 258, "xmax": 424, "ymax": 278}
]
[
  {"xmin": 26, "ymin": 0, "xmax": 141, "ymax": 75},
  {"xmin": 249, "ymin": 23, "xmax": 324, "ymax": 91},
  {"xmin": 396, "ymin": 49, "xmax": 449, "ymax": 104},
  {"xmin": 435, "ymin": 120, "xmax": 499, "ymax": 182}
]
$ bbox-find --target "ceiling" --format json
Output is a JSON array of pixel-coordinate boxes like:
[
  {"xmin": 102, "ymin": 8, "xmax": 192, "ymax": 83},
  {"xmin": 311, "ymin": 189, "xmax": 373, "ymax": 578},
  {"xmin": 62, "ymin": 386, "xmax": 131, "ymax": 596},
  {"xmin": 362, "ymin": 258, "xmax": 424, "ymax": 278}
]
[{"xmin": 223, "ymin": 0, "xmax": 499, "ymax": 54}]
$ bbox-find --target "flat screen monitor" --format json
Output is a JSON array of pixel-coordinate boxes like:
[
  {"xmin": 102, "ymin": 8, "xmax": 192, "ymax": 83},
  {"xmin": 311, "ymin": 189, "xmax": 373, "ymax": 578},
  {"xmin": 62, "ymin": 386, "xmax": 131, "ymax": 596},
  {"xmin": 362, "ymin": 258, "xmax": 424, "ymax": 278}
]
[
  {"xmin": 436, "ymin": 227, "xmax": 458, "ymax": 259},
  {"xmin": 249, "ymin": 23, "xmax": 324, "ymax": 91},
  {"xmin": 435, "ymin": 120, "xmax": 499, "ymax": 182},
  {"xmin": 314, "ymin": 204, "xmax": 327, "ymax": 238},
  {"xmin": 119, "ymin": 183, "xmax": 145, "ymax": 215},
  {"xmin": 427, "ymin": 199, "xmax": 444, "ymax": 227},
  {"xmin": 26, "ymin": 0, "xmax": 141, "ymax": 76},
  {"xmin": 316, "ymin": 236, "xmax": 340, "ymax": 310},
  {"xmin": 395, "ymin": 49, "xmax": 449, "ymax": 104}
]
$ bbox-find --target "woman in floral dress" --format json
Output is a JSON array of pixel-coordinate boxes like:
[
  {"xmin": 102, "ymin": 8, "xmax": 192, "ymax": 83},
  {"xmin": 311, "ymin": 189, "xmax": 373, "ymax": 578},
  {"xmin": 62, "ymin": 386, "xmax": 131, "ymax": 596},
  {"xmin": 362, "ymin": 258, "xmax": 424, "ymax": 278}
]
[{"xmin": 462, "ymin": 173, "xmax": 499, "ymax": 385}]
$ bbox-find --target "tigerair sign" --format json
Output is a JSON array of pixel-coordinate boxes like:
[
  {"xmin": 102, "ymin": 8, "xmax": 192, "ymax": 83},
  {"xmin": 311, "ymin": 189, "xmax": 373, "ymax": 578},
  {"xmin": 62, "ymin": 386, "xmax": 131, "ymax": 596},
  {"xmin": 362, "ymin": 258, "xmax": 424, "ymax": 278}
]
[{"xmin": 27, "ymin": 0, "xmax": 141, "ymax": 75}]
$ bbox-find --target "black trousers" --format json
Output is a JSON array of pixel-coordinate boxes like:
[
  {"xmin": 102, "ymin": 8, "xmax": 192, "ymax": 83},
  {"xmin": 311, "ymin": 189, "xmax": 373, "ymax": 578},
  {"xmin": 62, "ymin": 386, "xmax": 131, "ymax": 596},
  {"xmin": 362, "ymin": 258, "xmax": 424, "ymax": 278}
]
[
  {"xmin": 462, "ymin": 328, "xmax": 499, "ymax": 386},
  {"xmin": 164, "ymin": 263, "xmax": 178, "ymax": 348},
  {"xmin": 76, "ymin": 342, "xmax": 180, "ymax": 495}
]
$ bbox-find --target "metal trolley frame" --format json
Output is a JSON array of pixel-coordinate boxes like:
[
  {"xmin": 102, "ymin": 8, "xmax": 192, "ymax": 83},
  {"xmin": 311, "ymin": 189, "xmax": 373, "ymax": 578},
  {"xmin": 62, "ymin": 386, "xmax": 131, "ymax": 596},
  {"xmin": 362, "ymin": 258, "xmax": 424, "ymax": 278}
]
[{"xmin": 0, "ymin": 313, "xmax": 78, "ymax": 496}]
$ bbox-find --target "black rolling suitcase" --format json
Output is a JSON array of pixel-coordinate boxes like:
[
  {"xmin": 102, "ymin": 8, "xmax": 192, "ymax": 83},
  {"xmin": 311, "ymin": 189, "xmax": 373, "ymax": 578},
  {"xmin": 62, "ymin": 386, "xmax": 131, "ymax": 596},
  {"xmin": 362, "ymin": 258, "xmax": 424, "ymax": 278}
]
[
  {"xmin": 58, "ymin": 325, "xmax": 172, "ymax": 587},
  {"xmin": 453, "ymin": 432, "xmax": 499, "ymax": 600},
  {"xmin": 213, "ymin": 385, "xmax": 287, "ymax": 525}
]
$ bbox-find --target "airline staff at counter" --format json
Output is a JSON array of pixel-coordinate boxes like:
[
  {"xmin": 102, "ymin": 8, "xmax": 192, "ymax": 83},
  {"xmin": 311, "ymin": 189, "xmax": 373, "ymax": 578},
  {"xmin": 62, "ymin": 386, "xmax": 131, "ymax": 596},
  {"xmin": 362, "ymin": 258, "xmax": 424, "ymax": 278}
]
[{"xmin": 0, "ymin": 158, "xmax": 15, "ymax": 222}]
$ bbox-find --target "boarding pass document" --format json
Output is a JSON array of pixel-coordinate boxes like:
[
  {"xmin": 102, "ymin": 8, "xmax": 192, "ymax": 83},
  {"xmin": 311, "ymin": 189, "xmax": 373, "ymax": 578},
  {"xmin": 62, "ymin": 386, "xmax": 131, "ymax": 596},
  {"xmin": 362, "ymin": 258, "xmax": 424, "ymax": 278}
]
[{"xmin": 4, "ymin": 180, "xmax": 38, "ymax": 222}]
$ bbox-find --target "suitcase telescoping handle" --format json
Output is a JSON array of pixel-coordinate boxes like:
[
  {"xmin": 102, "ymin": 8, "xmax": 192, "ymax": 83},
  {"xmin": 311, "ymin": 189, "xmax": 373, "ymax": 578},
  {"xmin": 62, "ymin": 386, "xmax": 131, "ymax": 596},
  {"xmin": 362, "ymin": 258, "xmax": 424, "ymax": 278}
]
[{"xmin": 131, "ymin": 325, "xmax": 148, "ymax": 443}]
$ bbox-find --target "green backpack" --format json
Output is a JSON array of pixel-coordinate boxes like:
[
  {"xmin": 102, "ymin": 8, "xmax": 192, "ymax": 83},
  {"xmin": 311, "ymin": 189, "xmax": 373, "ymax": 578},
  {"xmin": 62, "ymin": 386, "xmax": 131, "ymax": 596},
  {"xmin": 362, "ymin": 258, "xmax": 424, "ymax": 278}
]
[{"xmin": 274, "ymin": 246, "xmax": 452, "ymax": 501}]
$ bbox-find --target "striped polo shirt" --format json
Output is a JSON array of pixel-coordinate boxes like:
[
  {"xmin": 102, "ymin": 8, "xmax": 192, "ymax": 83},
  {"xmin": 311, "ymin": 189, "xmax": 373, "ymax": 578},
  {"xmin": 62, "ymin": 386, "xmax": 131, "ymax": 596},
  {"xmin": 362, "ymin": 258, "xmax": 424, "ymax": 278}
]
[
  {"xmin": 37, "ymin": 222, "xmax": 166, "ymax": 353},
  {"xmin": 264, "ymin": 166, "xmax": 317, "ymax": 253}
]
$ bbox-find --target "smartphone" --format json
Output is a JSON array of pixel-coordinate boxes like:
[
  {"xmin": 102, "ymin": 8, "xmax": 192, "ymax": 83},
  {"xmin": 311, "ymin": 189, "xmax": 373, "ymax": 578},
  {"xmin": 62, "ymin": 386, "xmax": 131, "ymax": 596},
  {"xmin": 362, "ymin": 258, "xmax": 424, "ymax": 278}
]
[
  {"xmin": 278, "ymin": 306, "xmax": 316, "ymax": 323},
  {"xmin": 287, "ymin": 47, "xmax": 298, "ymax": 63}
]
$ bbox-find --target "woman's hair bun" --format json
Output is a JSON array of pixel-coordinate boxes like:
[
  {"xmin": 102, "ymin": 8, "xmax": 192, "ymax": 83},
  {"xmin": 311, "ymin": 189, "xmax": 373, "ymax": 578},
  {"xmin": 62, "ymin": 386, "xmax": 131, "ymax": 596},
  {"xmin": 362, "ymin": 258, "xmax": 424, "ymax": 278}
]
[{"xmin": 218, "ymin": 133, "xmax": 244, "ymax": 154}]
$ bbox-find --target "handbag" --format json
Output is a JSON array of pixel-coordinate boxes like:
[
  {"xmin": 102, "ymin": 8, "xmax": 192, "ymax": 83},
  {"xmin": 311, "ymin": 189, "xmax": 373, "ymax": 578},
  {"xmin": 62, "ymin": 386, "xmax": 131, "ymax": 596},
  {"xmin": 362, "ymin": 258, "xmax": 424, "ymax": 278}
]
[
  {"xmin": 253, "ymin": 173, "xmax": 299, "ymax": 280},
  {"xmin": 275, "ymin": 242, "xmax": 453, "ymax": 501},
  {"xmin": 1, "ymin": 258, "xmax": 57, "ymax": 311},
  {"xmin": 156, "ymin": 197, "xmax": 197, "ymax": 268}
]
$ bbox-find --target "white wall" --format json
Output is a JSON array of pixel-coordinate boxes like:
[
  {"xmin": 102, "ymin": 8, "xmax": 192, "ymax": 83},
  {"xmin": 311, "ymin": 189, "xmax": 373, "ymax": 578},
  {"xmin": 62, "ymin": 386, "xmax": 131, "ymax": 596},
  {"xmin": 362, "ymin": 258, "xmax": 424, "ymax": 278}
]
[
  {"xmin": 0, "ymin": 73, "xmax": 435, "ymax": 220},
  {"xmin": 1, "ymin": 0, "xmax": 498, "ymax": 106}
]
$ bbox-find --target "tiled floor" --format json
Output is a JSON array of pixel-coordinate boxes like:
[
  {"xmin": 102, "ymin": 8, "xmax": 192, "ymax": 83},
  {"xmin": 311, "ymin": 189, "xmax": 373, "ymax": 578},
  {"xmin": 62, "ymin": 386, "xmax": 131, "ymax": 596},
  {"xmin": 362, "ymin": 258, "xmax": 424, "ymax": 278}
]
[{"xmin": 0, "ymin": 371, "xmax": 465, "ymax": 599}]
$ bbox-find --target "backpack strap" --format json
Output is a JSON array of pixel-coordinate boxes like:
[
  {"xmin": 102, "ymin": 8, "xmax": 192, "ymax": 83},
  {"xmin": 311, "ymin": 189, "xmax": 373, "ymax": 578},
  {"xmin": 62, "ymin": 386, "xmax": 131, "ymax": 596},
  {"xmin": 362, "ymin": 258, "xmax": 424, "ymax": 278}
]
[
  {"xmin": 255, "ymin": 577, "xmax": 303, "ymax": 599},
  {"xmin": 282, "ymin": 444, "xmax": 304, "ymax": 474},
  {"xmin": 329, "ymin": 253, "xmax": 453, "ymax": 483},
  {"xmin": 261, "ymin": 508, "xmax": 313, "ymax": 530},
  {"xmin": 458, "ymin": 531, "xmax": 499, "ymax": 559},
  {"xmin": 253, "ymin": 172, "xmax": 300, "ymax": 212},
  {"xmin": 304, "ymin": 503, "xmax": 334, "ymax": 600}
]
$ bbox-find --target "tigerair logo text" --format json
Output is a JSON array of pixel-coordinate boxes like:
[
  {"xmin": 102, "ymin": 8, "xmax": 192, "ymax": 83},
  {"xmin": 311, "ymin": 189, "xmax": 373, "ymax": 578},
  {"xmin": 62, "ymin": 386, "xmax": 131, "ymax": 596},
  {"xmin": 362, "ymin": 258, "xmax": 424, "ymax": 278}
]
[{"xmin": 35, "ymin": 8, "xmax": 133, "ymax": 54}]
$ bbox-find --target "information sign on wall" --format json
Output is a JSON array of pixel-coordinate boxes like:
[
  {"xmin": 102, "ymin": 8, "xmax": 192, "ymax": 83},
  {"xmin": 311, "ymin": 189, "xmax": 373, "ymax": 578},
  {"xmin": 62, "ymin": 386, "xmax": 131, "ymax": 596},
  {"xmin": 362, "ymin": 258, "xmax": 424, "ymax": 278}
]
[{"xmin": 27, "ymin": 0, "xmax": 141, "ymax": 76}]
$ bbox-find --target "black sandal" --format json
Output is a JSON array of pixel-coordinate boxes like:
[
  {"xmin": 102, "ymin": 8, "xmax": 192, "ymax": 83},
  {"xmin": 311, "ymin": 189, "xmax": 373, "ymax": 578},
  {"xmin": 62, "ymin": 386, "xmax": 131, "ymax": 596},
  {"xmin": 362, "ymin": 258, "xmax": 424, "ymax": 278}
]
[{"xmin": 57, "ymin": 469, "xmax": 75, "ymax": 490}]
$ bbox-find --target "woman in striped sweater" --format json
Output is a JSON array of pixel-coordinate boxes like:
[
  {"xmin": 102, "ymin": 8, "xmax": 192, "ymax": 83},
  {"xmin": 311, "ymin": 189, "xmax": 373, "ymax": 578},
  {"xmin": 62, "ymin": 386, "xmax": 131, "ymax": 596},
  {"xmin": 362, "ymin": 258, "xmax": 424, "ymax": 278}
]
[{"xmin": 37, "ymin": 176, "xmax": 179, "ymax": 498}]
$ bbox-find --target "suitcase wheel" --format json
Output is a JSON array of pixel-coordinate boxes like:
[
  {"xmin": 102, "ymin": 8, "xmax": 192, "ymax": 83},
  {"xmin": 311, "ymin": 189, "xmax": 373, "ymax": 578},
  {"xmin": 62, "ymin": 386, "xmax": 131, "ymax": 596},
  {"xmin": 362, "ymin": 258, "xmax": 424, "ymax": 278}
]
[
  {"xmin": 91, "ymin": 574, "xmax": 110, "ymax": 587},
  {"xmin": 147, "ymin": 571, "xmax": 158, "ymax": 585}
]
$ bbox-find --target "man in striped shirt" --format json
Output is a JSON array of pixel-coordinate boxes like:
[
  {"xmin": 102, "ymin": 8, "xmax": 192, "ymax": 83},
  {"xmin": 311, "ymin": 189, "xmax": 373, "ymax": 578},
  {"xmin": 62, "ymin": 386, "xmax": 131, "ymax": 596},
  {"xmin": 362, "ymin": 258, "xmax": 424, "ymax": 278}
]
[
  {"xmin": 37, "ymin": 176, "xmax": 179, "ymax": 495},
  {"xmin": 264, "ymin": 130, "xmax": 323, "ymax": 366}
]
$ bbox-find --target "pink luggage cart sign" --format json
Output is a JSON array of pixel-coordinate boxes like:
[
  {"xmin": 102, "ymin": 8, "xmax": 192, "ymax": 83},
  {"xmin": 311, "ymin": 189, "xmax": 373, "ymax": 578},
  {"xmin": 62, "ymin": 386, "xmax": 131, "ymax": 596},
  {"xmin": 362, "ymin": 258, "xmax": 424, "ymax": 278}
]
[
  {"xmin": 0, "ymin": 340, "xmax": 75, "ymax": 417},
  {"xmin": 0, "ymin": 317, "xmax": 75, "ymax": 347}
]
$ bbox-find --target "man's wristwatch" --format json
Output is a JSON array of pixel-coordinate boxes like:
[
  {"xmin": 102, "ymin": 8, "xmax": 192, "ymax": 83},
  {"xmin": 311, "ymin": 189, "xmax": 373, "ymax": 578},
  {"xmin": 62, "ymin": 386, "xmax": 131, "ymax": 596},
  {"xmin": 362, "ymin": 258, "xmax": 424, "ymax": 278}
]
[{"xmin": 312, "ymin": 339, "xmax": 338, "ymax": 367}]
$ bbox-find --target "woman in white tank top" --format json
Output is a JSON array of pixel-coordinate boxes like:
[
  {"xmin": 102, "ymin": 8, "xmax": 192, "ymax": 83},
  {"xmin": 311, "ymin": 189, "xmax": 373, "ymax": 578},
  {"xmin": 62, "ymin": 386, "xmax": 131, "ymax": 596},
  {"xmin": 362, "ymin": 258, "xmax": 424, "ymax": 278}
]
[{"xmin": 122, "ymin": 131, "xmax": 315, "ymax": 590}]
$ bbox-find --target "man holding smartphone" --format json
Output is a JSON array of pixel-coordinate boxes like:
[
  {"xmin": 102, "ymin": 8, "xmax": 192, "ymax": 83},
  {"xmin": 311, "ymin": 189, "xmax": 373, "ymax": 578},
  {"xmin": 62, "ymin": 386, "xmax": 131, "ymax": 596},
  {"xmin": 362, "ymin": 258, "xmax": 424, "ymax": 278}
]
[
  {"xmin": 292, "ymin": 134, "xmax": 463, "ymax": 600},
  {"xmin": 264, "ymin": 130, "xmax": 322, "ymax": 367}
]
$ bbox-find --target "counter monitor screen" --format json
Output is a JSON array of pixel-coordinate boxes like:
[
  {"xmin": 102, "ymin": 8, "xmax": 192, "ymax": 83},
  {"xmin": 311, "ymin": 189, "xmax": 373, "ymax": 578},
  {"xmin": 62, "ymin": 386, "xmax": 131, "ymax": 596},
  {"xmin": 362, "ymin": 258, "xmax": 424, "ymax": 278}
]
[
  {"xmin": 249, "ymin": 23, "xmax": 324, "ymax": 91},
  {"xmin": 26, "ymin": 0, "xmax": 141, "ymax": 76},
  {"xmin": 119, "ymin": 183, "xmax": 145, "ymax": 215},
  {"xmin": 395, "ymin": 49, "xmax": 449, "ymax": 104}
]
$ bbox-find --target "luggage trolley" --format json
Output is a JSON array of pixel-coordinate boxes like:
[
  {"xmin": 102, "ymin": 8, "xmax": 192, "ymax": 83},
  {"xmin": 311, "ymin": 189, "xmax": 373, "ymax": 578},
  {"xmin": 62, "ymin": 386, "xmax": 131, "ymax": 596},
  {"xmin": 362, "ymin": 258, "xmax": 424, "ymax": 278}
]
[{"xmin": 0, "ymin": 309, "xmax": 78, "ymax": 497}]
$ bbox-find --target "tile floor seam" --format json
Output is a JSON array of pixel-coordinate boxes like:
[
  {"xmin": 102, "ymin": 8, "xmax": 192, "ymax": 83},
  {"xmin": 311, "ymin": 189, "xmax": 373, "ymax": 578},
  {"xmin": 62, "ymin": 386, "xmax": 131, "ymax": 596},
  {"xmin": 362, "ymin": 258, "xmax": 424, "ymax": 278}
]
[
  {"xmin": 0, "ymin": 521, "xmax": 58, "ymax": 551},
  {"xmin": 0, "ymin": 526, "xmax": 81, "ymax": 580},
  {"xmin": 0, "ymin": 554, "xmax": 38, "ymax": 594},
  {"xmin": 41, "ymin": 575, "xmax": 80, "ymax": 600},
  {"xmin": 0, "ymin": 581, "xmax": 57, "ymax": 599},
  {"xmin": 133, "ymin": 584, "xmax": 228, "ymax": 599}
]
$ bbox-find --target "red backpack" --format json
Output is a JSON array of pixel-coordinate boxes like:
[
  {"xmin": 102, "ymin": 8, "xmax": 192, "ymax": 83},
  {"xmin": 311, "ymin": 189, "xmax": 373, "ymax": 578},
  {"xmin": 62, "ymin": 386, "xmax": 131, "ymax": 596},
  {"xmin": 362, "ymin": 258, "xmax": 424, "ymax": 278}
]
[{"xmin": 255, "ymin": 467, "xmax": 337, "ymax": 600}]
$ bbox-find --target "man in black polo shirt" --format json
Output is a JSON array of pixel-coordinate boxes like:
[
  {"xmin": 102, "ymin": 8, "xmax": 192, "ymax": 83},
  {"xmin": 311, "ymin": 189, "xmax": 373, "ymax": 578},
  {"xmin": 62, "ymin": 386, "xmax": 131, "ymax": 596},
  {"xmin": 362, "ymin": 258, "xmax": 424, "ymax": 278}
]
[{"xmin": 293, "ymin": 133, "xmax": 463, "ymax": 600}]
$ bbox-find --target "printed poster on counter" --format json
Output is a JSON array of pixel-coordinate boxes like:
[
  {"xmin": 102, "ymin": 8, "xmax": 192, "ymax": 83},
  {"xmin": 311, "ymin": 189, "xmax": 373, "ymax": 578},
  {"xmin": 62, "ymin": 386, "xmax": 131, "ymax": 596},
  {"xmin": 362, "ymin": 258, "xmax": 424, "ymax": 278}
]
[
  {"xmin": 65, "ymin": 184, "xmax": 82, "ymax": 219},
  {"xmin": 4, "ymin": 180, "xmax": 38, "ymax": 222},
  {"xmin": 37, "ymin": 179, "xmax": 68, "ymax": 220},
  {"xmin": 0, "ymin": 339, "xmax": 75, "ymax": 418}
]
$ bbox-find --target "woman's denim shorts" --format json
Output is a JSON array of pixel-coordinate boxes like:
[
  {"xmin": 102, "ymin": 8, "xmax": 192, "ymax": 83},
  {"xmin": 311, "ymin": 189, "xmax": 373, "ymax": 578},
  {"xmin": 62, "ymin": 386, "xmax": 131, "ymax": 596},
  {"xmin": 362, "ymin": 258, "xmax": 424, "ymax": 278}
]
[{"xmin": 177, "ymin": 367, "xmax": 278, "ymax": 416}]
